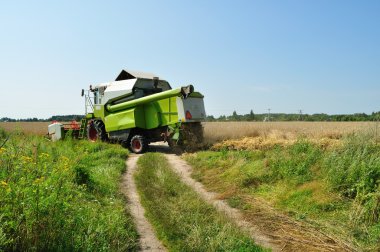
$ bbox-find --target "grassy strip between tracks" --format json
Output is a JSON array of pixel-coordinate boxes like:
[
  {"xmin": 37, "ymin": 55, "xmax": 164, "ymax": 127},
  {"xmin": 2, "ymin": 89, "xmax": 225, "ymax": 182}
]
[
  {"xmin": 0, "ymin": 128, "xmax": 138, "ymax": 251},
  {"xmin": 135, "ymin": 153, "xmax": 265, "ymax": 252},
  {"xmin": 185, "ymin": 132, "xmax": 380, "ymax": 250}
]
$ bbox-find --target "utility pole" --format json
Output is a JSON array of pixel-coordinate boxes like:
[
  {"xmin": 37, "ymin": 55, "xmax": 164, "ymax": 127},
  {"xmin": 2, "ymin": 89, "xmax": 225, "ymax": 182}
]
[
  {"xmin": 376, "ymin": 116, "xmax": 379, "ymax": 144},
  {"xmin": 268, "ymin": 108, "xmax": 271, "ymax": 122},
  {"xmin": 298, "ymin": 109, "xmax": 303, "ymax": 121}
]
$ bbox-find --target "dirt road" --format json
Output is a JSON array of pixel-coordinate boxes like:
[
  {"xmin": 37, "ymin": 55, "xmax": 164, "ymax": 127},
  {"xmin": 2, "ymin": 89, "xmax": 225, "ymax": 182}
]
[
  {"xmin": 165, "ymin": 153, "xmax": 355, "ymax": 252},
  {"xmin": 122, "ymin": 144, "xmax": 355, "ymax": 252},
  {"xmin": 122, "ymin": 155, "xmax": 166, "ymax": 251}
]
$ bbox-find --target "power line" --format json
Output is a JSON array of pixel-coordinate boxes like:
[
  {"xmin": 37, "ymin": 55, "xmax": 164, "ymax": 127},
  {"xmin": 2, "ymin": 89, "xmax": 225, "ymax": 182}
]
[
  {"xmin": 298, "ymin": 109, "xmax": 303, "ymax": 121},
  {"xmin": 264, "ymin": 108, "xmax": 271, "ymax": 122}
]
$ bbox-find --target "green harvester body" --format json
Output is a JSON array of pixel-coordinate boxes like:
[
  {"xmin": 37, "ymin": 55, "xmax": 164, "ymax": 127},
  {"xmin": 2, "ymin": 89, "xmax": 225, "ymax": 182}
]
[{"xmin": 77, "ymin": 70, "xmax": 206, "ymax": 153}]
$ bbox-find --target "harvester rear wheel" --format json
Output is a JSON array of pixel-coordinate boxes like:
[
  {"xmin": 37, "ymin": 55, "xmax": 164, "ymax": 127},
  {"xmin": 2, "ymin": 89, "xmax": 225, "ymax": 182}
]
[{"xmin": 129, "ymin": 135, "xmax": 148, "ymax": 154}]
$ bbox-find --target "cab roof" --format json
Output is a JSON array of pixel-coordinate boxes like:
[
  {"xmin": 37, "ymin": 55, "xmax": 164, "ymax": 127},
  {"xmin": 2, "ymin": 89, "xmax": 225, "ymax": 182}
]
[{"xmin": 115, "ymin": 69, "xmax": 159, "ymax": 81}]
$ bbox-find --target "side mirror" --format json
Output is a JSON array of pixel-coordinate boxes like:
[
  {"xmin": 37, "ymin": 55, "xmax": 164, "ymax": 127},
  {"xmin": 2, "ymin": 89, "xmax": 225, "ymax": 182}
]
[{"xmin": 81, "ymin": 89, "xmax": 84, "ymax": 97}]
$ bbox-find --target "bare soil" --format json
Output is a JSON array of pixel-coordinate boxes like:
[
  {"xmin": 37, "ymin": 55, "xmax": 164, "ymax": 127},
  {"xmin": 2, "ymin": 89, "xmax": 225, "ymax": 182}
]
[
  {"xmin": 122, "ymin": 154, "xmax": 166, "ymax": 251},
  {"xmin": 164, "ymin": 153, "xmax": 356, "ymax": 252}
]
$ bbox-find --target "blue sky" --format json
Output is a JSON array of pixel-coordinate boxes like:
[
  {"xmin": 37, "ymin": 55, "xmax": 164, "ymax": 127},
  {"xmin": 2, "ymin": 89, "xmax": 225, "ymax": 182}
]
[{"xmin": 0, "ymin": 0, "xmax": 379, "ymax": 118}]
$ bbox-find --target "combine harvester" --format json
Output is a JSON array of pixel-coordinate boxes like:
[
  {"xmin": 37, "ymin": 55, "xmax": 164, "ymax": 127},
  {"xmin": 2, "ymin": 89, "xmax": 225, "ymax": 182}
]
[{"xmin": 48, "ymin": 69, "xmax": 206, "ymax": 153}]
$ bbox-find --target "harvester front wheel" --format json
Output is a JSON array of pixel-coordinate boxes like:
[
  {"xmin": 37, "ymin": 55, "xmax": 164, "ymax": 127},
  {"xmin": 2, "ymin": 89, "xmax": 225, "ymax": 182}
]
[
  {"xmin": 94, "ymin": 120, "xmax": 108, "ymax": 142},
  {"xmin": 129, "ymin": 135, "xmax": 148, "ymax": 154},
  {"xmin": 87, "ymin": 120, "xmax": 108, "ymax": 142}
]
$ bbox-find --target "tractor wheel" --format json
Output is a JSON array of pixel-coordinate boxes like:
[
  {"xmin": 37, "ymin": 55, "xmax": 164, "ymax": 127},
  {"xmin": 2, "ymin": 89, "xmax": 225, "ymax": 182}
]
[
  {"xmin": 87, "ymin": 120, "xmax": 108, "ymax": 142},
  {"xmin": 129, "ymin": 135, "xmax": 148, "ymax": 154},
  {"xmin": 93, "ymin": 120, "xmax": 108, "ymax": 142}
]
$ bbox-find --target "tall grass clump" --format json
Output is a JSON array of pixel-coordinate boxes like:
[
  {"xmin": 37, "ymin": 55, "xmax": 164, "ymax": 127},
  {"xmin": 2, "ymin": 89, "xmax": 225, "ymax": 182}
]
[
  {"xmin": 0, "ymin": 131, "xmax": 138, "ymax": 251},
  {"xmin": 186, "ymin": 132, "xmax": 380, "ymax": 249},
  {"xmin": 268, "ymin": 140, "xmax": 321, "ymax": 184},
  {"xmin": 135, "ymin": 153, "xmax": 264, "ymax": 252},
  {"xmin": 324, "ymin": 133, "xmax": 380, "ymax": 227},
  {"xmin": 0, "ymin": 127, "xmax": 7, "ymax": 139}
]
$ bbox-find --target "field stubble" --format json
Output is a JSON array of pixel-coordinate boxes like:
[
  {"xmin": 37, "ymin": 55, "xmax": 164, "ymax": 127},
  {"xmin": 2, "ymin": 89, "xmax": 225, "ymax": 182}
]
[{"xmin": 203, "ymin": 121, "xmax": 379, "ymax": 150}]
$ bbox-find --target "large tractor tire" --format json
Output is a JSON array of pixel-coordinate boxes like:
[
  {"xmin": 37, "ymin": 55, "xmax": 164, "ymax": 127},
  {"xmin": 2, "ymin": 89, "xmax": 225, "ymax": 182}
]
[
  {"xmin": 129, "ymin": 135, "xmax": 148, "ymax": 154},
  {"xmin": 87, "ymin": 120, "xmax": 108, "ymax": 142}
]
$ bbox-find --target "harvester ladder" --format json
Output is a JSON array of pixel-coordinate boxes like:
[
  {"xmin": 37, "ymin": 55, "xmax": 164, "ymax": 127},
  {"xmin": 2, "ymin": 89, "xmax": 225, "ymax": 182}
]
[{"xmin": 78, "ymin": 118, "xmax": 88, "ymax": 139}]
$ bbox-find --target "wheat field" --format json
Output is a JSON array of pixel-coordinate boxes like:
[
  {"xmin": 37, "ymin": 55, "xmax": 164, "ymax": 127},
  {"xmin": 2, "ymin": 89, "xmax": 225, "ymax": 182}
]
[
  {"xmin": 0, "ymin": 122, "xmax": 50, "ymax": 135},
  {"xmin": 202, "ymin": 121, "xmax": 378, "ymax": 142},
  {"xmin": 1, "ymin": 121, "xmax": 378, "ymax": 142}
]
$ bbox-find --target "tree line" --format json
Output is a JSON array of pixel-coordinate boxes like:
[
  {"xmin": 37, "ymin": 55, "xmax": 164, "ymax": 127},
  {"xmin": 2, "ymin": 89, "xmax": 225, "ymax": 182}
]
[
  {"xmin": 0, "ymin": 115, "xmax": 84, "ymax": 122},
  {"xmin": 1, "ymin": 111, "xmax": 380, "ymax": 122},
  {"xmin": 206, "ymin": 110, "xmax": 380, "ymax": 122}
]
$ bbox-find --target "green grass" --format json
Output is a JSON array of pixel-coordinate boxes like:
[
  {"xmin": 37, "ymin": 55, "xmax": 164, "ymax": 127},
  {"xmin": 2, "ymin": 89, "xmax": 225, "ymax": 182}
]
[
  {"xmin": 185, "ymin": 134, "xmax": 380, "ymax": 250},
  {"xmin": 0, "ymin": 128, "xmax": 138, "ymax": 251},
  {"xmin": 135, "ymin": 153, "xmax": 265, "ymax": 252}
]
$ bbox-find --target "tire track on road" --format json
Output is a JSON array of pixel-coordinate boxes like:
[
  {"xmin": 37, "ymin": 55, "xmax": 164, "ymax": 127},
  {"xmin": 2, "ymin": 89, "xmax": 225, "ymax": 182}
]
[
  {"xmin": 122, "ymin": 154, "xmax": 166, "ymax": 252},
  {"xmin": 165, "ymin": 153, "xmax": 278, "ymax": 251}
]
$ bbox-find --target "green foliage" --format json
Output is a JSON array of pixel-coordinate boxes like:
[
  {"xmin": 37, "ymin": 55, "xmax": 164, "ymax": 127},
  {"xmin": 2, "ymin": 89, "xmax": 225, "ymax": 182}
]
[
  {"xmin": 269, "ymin": 141, "xmax": 321, "ymax": 183},
  {"xmin": 0, "ymin": 115, "xmax": 83, "ymax": 122},
  {"xmin": 205, "ymin": 111, "xmax": 380, "ymax": 122},
  {"xmin": 135, "ymin": 153, "xmax": 264, "ymax": 252},
  {"xmin": 0, "ymin": 127, "xmax": 7, "ymax": 139},
  {"xmin": 186, "ymin": 135, "xmax": 380, "ymax": 250},
  {"xmin": 187, "ymin": 150, "xmax": 268, "ymax": 190},
  {"xmin": 3, "ymin": 111, "xmax": 380, "ymax": 123},
  {"xmin": 0, "ymin": 134, "xmax": 138, "ymax": 251},
  {"xmin": 324, "ymin": 134, "xmax": 380, "ymax": 224},
  {"xmin": 188, "ymin": 141, "xmax": 321, "ymax": 189}
]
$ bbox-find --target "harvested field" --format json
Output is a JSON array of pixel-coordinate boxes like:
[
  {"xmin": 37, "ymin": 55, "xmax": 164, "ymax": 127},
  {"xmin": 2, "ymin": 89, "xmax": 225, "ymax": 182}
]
[
  {"xmin": 203, "ymin": 121, "xmax": 378, "ymax": 143},
  {"xmin": 211, "ymin": 136, "xmax": 343, "ymax": 151}
]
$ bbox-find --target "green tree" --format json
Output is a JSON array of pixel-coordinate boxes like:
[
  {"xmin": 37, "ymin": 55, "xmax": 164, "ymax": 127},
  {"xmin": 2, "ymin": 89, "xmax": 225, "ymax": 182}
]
[{"xmin": 248, "ymin": 109, "xmax": 255, "ymax": 121}]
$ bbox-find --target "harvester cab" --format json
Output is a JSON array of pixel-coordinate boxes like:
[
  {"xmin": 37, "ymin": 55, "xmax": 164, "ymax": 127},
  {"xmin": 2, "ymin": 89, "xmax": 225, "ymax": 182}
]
[{"xmin": 48, "ymin": 69, "xmax": 206, "ymax": 153}]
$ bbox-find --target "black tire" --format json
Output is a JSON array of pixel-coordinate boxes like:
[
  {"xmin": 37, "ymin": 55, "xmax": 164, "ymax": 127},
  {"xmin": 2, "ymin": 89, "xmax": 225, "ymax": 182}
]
[
  {"xmin": 94, "ymin": 120, "xmax": 108, "ymax": 142},
  {"xmin": 87, "ymin": 120, "xmax": 108, "ymax": 142},
  {"xmin": 129, "ymin": 135, "xmax": 148, "ymax": 154}
]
